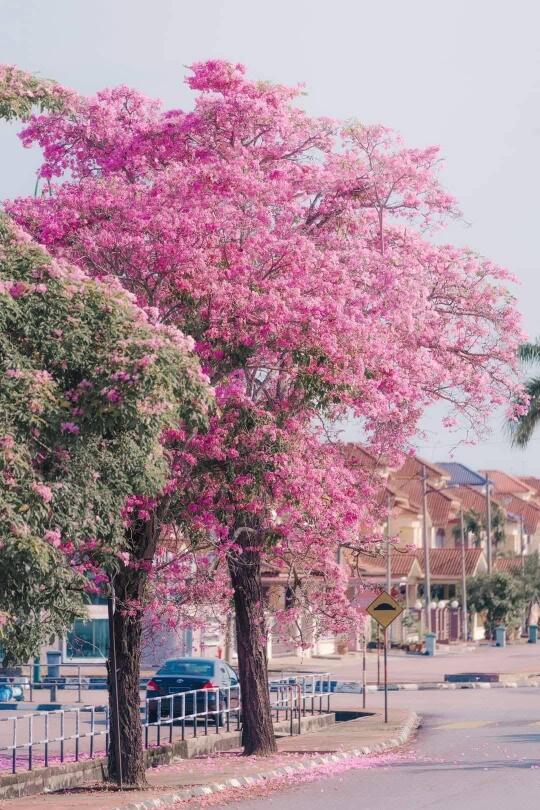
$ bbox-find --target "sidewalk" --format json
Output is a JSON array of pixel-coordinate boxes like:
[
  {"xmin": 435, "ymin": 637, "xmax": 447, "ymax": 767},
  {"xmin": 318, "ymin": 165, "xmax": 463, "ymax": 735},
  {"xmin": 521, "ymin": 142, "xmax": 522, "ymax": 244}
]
[{"xmin": 0, "ymin": 709, "xmax": 419, "ymax": 810}]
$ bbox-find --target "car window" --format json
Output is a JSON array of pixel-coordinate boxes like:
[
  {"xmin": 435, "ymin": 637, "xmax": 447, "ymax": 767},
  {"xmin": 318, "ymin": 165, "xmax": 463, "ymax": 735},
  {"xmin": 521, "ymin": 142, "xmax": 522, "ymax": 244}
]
[
  {"xmin": 219, "ymin": 665, "xmax": 229, "ymax": 684},
  {"xmin": 157, "ymin": 660, "xmax": 215, "ymax": 677},
  {"xmin": 227, "ymin": 665, "xmax": 239, "ymax": 683}
]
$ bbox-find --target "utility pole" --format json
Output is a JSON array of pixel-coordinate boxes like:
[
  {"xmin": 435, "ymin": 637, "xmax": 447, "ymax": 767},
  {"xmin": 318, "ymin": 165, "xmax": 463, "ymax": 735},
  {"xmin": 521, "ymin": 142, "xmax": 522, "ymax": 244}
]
[
  {"xmin": 460, "ymin": 508, "xmax": 468, "ymax": 642},
  {"xmin": 421, "ymin": 465, "xmax": 432, "ymax": 632},
  {"xmin": 386, "ymin": 493, "xmax": 392, "ymax": 646},
  {"xmin": 520, "ymin": 514, "xmax": 525, "ymax": 572},
  {"xmin": 485, "ymin": 477, "xmax": 492, "ymax": 574},
  {"xmin": 362, "ymin": 632, "xmax": 367, "ymax": 709}
]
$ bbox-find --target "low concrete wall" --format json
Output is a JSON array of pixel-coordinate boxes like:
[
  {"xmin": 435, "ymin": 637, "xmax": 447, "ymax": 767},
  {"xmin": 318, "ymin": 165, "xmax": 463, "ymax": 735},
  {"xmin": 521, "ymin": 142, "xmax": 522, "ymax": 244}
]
[
  {"xmin": 0, "ymin": 712, "xmax": 335, "ymax": 801},
  {"xmin": 0, "ymin": 757, "xmax": 108, "ymax": 801}
]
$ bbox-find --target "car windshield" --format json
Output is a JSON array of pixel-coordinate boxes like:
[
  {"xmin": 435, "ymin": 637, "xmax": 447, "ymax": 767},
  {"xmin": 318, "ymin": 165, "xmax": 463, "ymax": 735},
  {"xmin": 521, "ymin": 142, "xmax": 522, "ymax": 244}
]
[{"xmin": 157, "ymin": 660, "xmax": 215, "ymax": 677}]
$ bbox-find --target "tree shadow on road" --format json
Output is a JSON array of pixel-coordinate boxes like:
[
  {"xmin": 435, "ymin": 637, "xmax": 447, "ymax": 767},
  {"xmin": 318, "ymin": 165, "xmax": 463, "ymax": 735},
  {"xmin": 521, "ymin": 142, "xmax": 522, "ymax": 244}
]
[
  {"xmin": 386, "ymin": 756, "xmax": 540, "ymax": 773},
  {"xmin": 499, "ymin": 733, "xmax": 540, "ymax": 744}
]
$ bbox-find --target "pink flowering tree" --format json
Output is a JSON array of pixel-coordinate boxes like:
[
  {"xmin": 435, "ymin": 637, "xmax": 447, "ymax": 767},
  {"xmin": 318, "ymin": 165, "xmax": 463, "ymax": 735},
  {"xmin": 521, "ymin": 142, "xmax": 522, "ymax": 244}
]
[{"xmin": 3, "ymin": 61, "xmax": 524, "ymax": 759}]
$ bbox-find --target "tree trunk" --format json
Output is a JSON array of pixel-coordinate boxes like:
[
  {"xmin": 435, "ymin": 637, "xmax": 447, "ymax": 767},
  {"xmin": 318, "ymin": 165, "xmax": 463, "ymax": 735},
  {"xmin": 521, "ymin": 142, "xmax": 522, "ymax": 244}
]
[
  {"xmin": 107, "ymin": 562, "xmax": 148, "ymax": 787},
  {"xmin": 228, "ymin": 541, "xmax": 277, "ymax": 756},
  {"xmin": 107, "ymin": 519, "xmax": 158, "ymax": 787}
]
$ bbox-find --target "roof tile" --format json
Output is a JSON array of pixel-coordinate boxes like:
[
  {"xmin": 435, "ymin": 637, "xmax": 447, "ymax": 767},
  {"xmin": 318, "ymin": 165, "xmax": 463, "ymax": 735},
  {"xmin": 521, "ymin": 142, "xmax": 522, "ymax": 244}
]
[
  {"xmin": 436, "ymin": 462, "xmax": 487, "ymax": 487},
  {"xmin": 494, "ymin": 557, "xmax": 524, "ymax": 574},
  {"xmin": 480, "ymin": 470, "xmax": 532, "ymax": 495},
  {"xmin": 417, "ymin": 548, "xmax": 484, "ymax": 578},
  {"xmin": 494, "ymin": 494, "xmax": 540, "ymax": 535}
]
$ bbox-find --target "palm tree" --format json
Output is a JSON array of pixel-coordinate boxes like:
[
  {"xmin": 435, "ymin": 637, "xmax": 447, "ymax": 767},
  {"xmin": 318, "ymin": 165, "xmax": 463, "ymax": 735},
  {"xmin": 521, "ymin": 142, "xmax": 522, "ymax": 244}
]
[
  {"xmin": 510, "ymin": 342, "xmax": 540, "ymax": 447},
  {"xmin": 453, "ymin": 506, "xmax": 506, "ymax": 550},
  {"xmin": 452, "ymin": 509, "xmax": 483, "ymax": 547}
]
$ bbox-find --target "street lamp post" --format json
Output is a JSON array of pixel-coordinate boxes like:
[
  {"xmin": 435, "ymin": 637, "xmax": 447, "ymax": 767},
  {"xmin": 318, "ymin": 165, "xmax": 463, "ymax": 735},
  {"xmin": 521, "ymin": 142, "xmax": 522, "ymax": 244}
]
[
  {"xmin": 520, "ymin": 514, "xmax": 525, "ymax": 572},
  {"xmin": 386, "ymin": 493, "xmax": 392, "ymax": 646},
  {"xmin": 421, "ymin": 465, "xmax": 432, "ymax": 633},
  {"xmin": 485, "ymin": 478, "xmax": 492, "ymax": 574},
  {"xmin": 460, "ymin": 508, "xmax": 468, "ymax": 641}
]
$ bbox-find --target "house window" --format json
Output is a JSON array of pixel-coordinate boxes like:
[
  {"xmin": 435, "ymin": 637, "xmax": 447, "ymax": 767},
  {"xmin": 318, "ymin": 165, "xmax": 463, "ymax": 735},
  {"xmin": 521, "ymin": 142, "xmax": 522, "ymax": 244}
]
[
  {"xmin": 65, "ymin": 619, "xmax": 109, "ymax": 660},
  {"xmin": 431, "ymin": 584, "xmax": 445, "ymax": 601},
  {"xmin": 435, "ymin": 529, "xmax": 445, "ymax": 549}
]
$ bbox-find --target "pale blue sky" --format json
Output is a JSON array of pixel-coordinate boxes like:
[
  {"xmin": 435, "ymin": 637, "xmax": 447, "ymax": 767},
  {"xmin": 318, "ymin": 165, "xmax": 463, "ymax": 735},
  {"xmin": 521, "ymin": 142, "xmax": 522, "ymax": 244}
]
[{"xmin": 2, "ymin": 0, "xmax": 540, "ymax": 473}]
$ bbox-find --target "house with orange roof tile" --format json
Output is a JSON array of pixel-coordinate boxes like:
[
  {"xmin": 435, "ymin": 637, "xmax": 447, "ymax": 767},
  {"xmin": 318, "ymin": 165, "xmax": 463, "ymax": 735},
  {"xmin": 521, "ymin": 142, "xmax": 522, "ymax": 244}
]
[
  {"xmin": 480, "ymin": 470, "xmax": 540, "ymax": 555},
  {"xmin": 387, "ymin": 455, "xmax": 459, "ymax": 550},
  {"xmin": 519, "ymin": 477, "xmax": 540, "ymax": 506},
  {"xmin": 480, "ymin": 469, "xmax": 535, "ymax": 498}
]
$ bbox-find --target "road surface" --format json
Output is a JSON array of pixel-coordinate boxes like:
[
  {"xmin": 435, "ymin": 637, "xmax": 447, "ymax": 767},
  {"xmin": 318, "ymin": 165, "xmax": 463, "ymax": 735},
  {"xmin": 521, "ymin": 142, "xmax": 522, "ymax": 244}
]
[
  {"xmin": 223, "ymin": 688, "xmax": 540, "ymax": 810},
  {"xmin": 269, "ymin": 641, "xmax": 540, "ymax": 684}
]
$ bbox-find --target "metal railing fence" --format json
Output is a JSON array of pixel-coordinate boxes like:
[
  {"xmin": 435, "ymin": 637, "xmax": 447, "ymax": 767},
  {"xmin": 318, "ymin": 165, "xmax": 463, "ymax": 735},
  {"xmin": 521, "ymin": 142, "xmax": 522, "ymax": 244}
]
[
  {"xmin": 0, "ymin": 705, "xmax": 109, "ymax": 774},
  {"xmin": 143, "ymin": 684, "xmax": 242, "ymax": 748},
  {"xmin": 268, "ymin": 672, "xmax": 331, "ymax": 734},
  {"xmin": 0, "ymin": 671, "xmax": 332, "ymax": 775},
  {"xmin": 0, "ymin": 661, "xmax": 110, "ymax": 704}
]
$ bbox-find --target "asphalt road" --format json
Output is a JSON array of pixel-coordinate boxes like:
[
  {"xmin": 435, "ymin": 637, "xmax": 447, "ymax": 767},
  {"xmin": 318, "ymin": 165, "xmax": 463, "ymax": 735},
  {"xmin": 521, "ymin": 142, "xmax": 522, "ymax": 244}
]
[{"xmin": 222, "ymin": 688, "xmax": 540, "ymax": 810}]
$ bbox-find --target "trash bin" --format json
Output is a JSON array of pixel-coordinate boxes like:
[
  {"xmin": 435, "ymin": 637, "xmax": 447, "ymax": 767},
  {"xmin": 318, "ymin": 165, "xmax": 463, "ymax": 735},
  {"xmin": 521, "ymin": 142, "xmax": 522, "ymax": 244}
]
[
  {"xmin": 46, "ymin": 650, "xmax": 62, "ymax": 679},
  {"xmin": 0, "ymin": 684, "xmax": 13, "ymax": 702},
  {"xmin": 33, "ymin": 656, "xmax": 42, "ymax": 684},
  {"xmin": 495, "ymin": 626, "xmax": 506, "ymax": 647},
  {"xmin": 528, "ymin": 624, "xmax": 538, "ymax": 644},
  {"xmin": 425, "ymin": 632, "xmax": 437, "ymax": 656}
]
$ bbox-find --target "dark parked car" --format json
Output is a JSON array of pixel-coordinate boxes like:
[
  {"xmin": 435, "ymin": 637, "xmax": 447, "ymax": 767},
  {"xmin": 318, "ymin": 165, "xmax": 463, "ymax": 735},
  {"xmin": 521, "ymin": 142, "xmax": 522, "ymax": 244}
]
[{"xmin": 145, "ymin": 658, "xmax": 240, "ymax": 725}]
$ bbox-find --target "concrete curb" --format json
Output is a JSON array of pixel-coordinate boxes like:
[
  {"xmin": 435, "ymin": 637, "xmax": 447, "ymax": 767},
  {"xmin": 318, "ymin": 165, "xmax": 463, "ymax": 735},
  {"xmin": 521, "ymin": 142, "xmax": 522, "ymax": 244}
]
[
  {"xmin": 334, "ymin": 679, "xmax": 540, "ymax": 693},
  {"xmin": 110, "ymin": 712, "xmax": 420, "ymax": 810}
]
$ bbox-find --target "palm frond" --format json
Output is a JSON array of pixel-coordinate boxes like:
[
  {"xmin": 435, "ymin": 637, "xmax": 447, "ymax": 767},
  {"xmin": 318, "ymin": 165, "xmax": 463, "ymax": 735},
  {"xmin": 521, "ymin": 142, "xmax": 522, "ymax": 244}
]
[
  {"xmin": 519, "ymin": 342, "xmax": 540, "ymax": 364},
  {"xmin": 510, "ymin": 376, "xmax": 540, "ymax": 447}
]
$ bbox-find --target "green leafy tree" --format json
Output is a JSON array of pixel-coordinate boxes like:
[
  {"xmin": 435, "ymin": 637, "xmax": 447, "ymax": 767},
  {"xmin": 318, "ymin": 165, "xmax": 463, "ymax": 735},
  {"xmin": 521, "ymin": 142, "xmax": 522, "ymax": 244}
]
[
  {"xmin": 0, "ymin": 64, "xmax": 74, "ymax": 121},
  {"xmin": 515, "ymin": 552, "xmax": 540, "ymax": 624},
  {"xmin": 0, "ymin": 214, "xmax": 211, "ymax": 661},
  {"xmin": 491, "ymin": 504, "xmax": 507, "ymax": 550},
  {"xmin": 0, "ymin": 215, "xmax": 212, "ymax": 783},
  {"xmin": 467, "ymin": 572, "xmax": 525, "ymax": 638}
]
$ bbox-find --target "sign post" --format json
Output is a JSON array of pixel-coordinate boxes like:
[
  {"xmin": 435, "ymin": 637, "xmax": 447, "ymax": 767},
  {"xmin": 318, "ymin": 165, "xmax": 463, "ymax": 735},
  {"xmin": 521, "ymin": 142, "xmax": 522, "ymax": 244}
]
[
  {"xmin": 362, "ymin": 633, "xmax": 367, "ymax": 709},
  {"xmin": 366, "ymin": 590, "xmax": 403, "ymax": 724},
  {"xmin": 384, "ymin": 628, "xmax": 388, "ymax": 722},
  {"xmin": 377, "ymin": 626, "xmax": 381, "ymax": 687}
]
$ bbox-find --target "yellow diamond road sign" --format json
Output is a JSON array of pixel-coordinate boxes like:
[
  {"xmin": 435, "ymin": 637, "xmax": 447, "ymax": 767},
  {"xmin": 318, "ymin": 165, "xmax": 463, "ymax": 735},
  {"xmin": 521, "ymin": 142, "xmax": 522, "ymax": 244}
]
[{"xmin": 366, "ymin": 590, "xmax": 403, "ymax": 629}]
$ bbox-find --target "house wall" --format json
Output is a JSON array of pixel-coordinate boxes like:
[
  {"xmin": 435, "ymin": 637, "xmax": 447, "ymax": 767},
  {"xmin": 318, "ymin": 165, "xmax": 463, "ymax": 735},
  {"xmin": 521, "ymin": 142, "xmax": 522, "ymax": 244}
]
[
  {"xmin": 392, "ymin": 514, "xmax": 422, "ymax": 548},
  {"xmin": 527, "ymin": 530, "xmax": 540, "ymax": 554},
  {"xmin": 500, "ymin": 526, "xmax": 521, "ymax": 555}
]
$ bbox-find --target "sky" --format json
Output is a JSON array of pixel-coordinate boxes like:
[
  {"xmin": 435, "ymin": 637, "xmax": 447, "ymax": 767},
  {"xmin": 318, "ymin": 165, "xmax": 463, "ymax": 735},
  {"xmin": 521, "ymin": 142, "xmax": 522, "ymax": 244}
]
[{"xmin": 1, "ymin": 0, "xmax": 540, "ymax": 474}]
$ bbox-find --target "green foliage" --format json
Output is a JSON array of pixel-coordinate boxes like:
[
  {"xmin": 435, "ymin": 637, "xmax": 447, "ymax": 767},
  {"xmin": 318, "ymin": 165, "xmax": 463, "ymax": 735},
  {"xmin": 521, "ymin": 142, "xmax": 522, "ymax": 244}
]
[
  {"xmin": 515, "ymin": 552, "xmax": 540, "ymax": 611},
  {"xmin": 510, "ymin": 342, "xmax": 540, "ymax": 447},
  {"xmin": 467, "ymin": 572, "xmax": 524, "ymax": 637},
  {"xmin": 453, "ymin": 509, "xmax": 483, "ymax": 547},
  {"xmin": 0, "ymin": 216, "xmax": 212, "ymax": 663},
  {"xmin": 0, "ymin": 65, "xmax": 73, "ymax": 121},
  {"xmin": 453, "ymin": 504, "xmax": 506, "ymax": 549}
]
